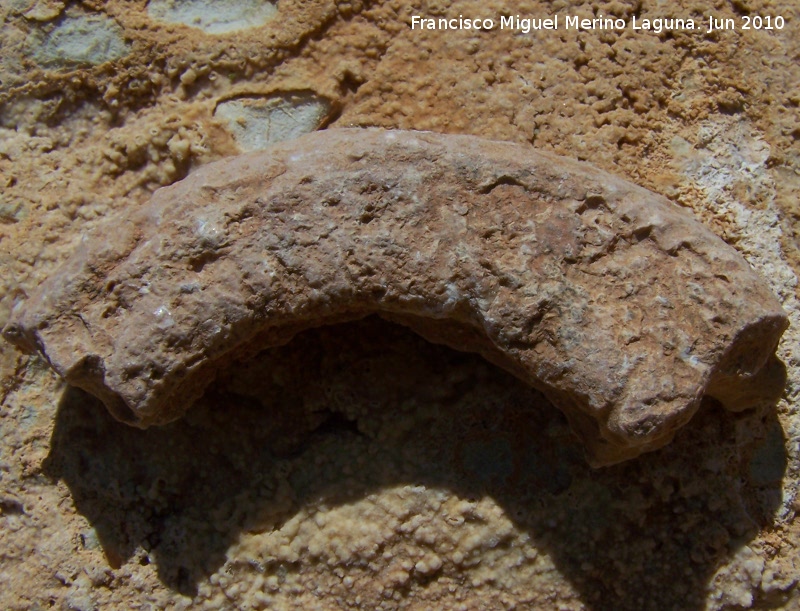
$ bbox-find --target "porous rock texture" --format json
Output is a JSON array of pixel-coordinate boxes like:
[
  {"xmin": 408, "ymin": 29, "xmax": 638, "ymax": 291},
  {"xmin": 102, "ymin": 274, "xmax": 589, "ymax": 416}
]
[
  {"xmin": 3, "ymin": 128, "xmax": 787, "ymax": 466},
  {"xmin": 2, "ymin": 0, "xmax": 800, "ymax": 608}
]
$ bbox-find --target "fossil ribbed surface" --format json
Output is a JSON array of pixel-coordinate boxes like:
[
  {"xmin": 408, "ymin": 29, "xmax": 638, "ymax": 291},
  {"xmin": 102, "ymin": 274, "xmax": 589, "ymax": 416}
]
[{"xmin": 2, "ymin": 129, "xmax": 788, "ymax": 465}]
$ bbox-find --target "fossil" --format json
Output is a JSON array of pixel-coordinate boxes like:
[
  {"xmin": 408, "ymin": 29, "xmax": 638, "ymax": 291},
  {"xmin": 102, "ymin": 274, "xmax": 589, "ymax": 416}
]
[{"xmin": 2, "ymin": 129, "xmax": 787, "ymax": 465}]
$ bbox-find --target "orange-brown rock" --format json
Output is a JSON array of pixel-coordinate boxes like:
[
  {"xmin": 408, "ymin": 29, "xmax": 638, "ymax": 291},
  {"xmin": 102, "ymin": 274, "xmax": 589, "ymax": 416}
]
[{"xmin": 2, "ymin": 129, "xmax": 788, "ymax": 465}]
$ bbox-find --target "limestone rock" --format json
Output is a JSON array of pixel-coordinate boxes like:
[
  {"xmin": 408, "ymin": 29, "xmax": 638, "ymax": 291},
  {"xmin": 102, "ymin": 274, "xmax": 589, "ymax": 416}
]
[
  {"xmin": 31, "ymin": 14, "xmax": 129, "ymax": 67},
  {"xmin": 214, "ymin": 92, "xmax": 333, "ymax": 152},
  {"xmin": 2, "ymin": 129, "xmax": 788, "ymax": 465},
  {"xmin": 147, "ymin": 0, "xmax": 277, "ymax": 35}
]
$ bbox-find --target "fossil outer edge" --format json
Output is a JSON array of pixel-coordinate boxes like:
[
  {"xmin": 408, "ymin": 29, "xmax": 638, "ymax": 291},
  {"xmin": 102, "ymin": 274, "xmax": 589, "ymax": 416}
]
[{"xmin": 2, "ymin": 128, "xmax": 788, "ymax": 466}]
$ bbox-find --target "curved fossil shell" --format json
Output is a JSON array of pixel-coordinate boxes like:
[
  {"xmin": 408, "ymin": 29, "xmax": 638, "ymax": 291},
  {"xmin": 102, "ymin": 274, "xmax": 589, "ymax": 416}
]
[{"xmin": 2, "ymin": 129, "xmax": 788, "ymax": 465}]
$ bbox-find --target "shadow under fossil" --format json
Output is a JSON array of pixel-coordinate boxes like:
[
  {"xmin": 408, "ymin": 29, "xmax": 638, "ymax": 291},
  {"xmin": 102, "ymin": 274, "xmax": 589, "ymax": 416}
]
[{"xmin": 43, "ymin": 317, "xmax": 788, "ymax": 609}]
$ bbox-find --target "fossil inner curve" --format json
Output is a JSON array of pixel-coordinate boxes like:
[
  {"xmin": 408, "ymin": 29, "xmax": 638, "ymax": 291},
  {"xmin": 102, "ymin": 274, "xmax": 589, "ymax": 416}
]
[{"xmin": 2, "ymin": 128, "xmax": 788, "ymax": 466}]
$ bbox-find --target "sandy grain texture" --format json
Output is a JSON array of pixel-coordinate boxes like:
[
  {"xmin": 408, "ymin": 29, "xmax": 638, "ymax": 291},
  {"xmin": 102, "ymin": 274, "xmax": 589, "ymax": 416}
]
[{"xmin": 0, "ymin": 0, "xmax": 798, "ymax": 609}]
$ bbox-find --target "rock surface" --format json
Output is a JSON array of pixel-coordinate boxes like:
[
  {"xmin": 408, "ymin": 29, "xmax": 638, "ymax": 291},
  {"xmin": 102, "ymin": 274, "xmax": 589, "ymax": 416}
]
[
  {"xmin": 214, "ymin": 92, "xmax": 333, "ymax": 151},
  {"xmin": 2, "ymin": 128, "xmax": 787, "ymax": 465},
  {"xmin": 2, "ymin": 0, "xmax": 799, "ymax": 607},
  {"xmin": 30, "ymin": 13, "xmax": 129, "ymax": 67},
  {"xmin": 147, "ymin": 0, "xmax": 277, "ymax": 35}
]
